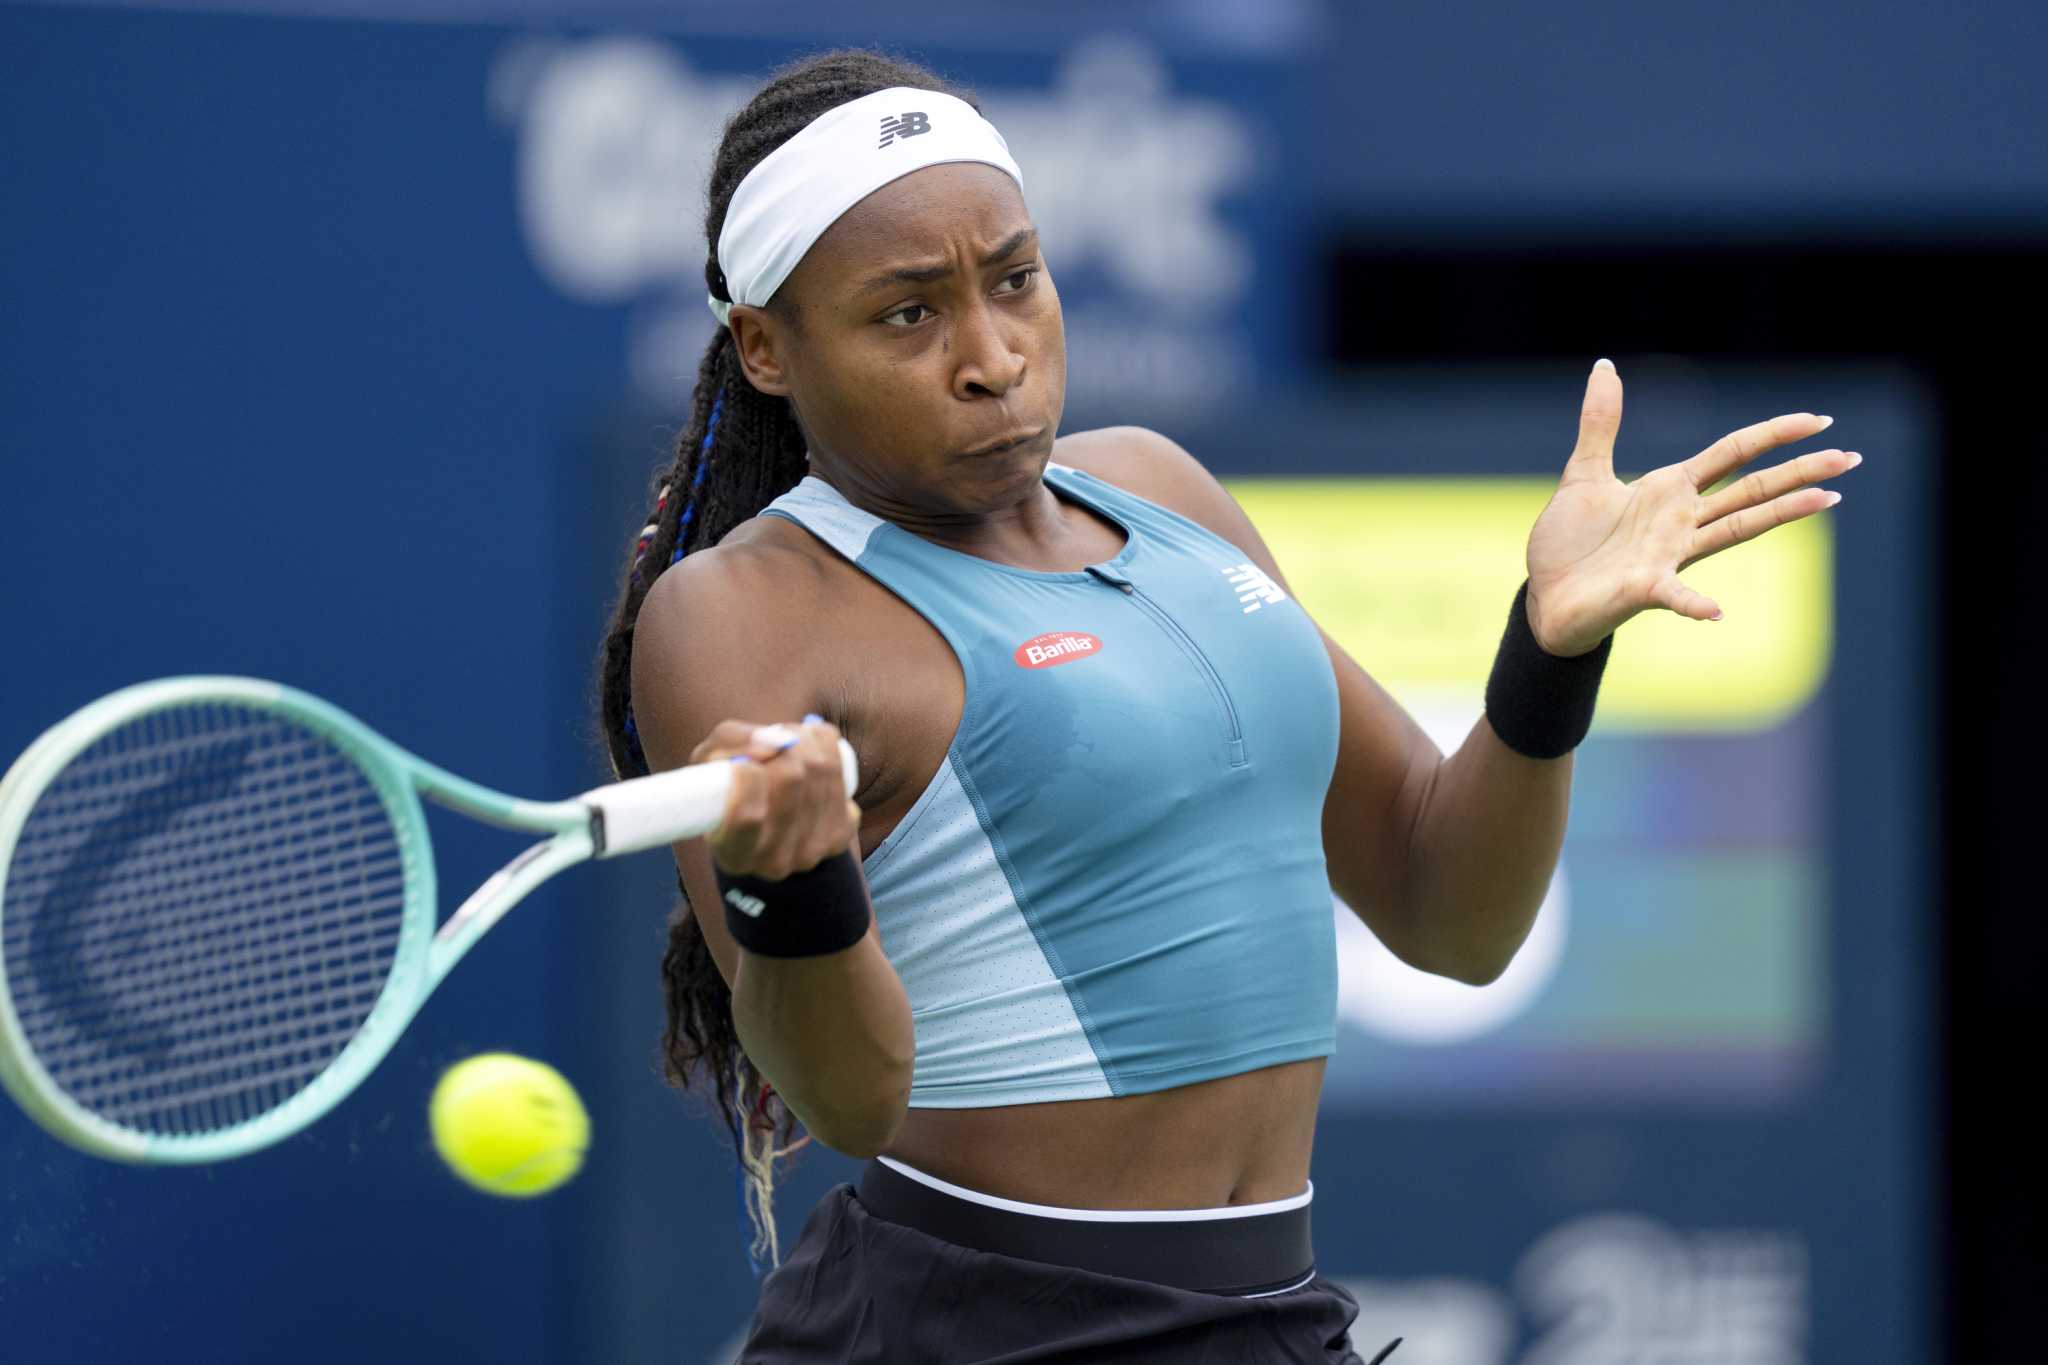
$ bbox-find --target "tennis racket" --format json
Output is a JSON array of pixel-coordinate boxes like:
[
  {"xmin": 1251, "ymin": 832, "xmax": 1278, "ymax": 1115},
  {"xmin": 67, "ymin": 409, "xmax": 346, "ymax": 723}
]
[{"xmin": 0, "ymin": 675, "xmax": 855, "ymax": 1163}]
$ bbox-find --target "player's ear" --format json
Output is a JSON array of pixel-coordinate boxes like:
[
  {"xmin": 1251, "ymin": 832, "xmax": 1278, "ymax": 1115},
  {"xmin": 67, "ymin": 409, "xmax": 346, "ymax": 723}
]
[{"xmin": 727, "ymin": 306, "xmax": 792, "ymax": 397}]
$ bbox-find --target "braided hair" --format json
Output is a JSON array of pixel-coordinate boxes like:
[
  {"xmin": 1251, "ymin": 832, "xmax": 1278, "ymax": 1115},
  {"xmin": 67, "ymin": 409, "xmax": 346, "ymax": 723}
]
[{"xmin": 593, "ymin": 49, "xmax": 977, "ymax": 1269}]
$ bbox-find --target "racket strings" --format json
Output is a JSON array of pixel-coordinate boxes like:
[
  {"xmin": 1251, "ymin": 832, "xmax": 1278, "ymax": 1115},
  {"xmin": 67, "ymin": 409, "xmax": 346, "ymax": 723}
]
[
  {"xmin": 12, "ymin": 781, "xmax": 395, "ymax": 989},
  {"xmin": 6, "ymin": 721, "xmax": 401, "ymax": 1130},
  {"xmin": 2, "ymin": 702, "xmax": 408, "ymax": 1136},
  {"xmin": 13, "ymin": 783, "xmax": 399, "ymax": 1004}
]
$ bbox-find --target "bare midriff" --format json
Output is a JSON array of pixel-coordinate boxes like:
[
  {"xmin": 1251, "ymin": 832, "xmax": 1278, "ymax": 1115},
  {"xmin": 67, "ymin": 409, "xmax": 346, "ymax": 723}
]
[{"xmin": 883, "ymin": 1057, "xmax": 1326, "ymax": 1209}]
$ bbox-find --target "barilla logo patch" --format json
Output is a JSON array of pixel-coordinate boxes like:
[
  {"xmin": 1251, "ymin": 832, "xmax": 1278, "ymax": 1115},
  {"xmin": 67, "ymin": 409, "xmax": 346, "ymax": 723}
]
[{"xmin": 1014, "ymin": 631, "xmax": 1103, "ymax": 669}]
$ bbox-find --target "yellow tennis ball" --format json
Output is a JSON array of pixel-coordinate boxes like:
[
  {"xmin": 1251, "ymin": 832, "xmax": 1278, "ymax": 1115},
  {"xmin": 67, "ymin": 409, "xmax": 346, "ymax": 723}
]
[{"xmin": 428, "ymin": 1052, "xmax": 589, "ymax": 1197}]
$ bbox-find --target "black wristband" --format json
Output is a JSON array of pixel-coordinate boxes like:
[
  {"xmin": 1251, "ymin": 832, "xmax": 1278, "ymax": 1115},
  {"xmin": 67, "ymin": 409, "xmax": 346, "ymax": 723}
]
[
  {"xmin": 1483, "ymin": 580, "xmax": 1613, "ymax": 760},
  {"xmin": 717, "ymin": 848, "xmax": 871, "ymax": 958}
]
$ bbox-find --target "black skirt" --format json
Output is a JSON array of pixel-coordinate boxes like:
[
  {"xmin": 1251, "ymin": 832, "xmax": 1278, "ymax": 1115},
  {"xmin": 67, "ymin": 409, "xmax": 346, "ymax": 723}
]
[{"xmin": 737, "ymin": 1158, "xmax": 1401, "ymax": 1364}]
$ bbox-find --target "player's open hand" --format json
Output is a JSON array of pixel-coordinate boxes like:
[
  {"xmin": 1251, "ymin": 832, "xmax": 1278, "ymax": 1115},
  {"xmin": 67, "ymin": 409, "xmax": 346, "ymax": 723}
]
[
  {"xmin": 1521, "ymin": 359, "xmax": 1860, "ymax": 657},
  {"xmin": 691, "ymin": 717, "xmax": 862, "ymax": 880}
]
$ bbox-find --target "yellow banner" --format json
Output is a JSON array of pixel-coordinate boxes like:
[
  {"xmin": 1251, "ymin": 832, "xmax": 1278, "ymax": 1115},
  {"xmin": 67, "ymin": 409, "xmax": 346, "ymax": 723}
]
[{"xmin": 1223, "ymin": 478, "xmax": 1832, "ymax": 732}]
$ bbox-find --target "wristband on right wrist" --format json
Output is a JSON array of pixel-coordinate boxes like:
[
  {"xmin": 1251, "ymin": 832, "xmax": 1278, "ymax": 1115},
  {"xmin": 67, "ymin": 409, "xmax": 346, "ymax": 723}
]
[{"xmin": 716, "ymin": 847, "xmax": 871, "ymax": 958}]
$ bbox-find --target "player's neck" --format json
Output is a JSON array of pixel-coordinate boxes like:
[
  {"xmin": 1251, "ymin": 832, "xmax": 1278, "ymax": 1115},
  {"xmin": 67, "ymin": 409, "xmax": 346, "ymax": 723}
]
[{"xmin": 811, "ymin": 461, "xmax": 1093, "ymax": 571}]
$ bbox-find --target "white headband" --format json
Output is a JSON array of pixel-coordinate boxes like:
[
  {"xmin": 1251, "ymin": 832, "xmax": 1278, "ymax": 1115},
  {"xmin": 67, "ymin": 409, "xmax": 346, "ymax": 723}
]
[{"xmin": 708, "ymin": 87, "xmax": 1025, "ymax": 327}]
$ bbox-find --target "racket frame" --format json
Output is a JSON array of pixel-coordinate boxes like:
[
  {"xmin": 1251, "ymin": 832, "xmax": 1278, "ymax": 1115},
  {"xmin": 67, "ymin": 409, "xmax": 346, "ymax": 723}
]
[
  {"xmin": 0, "ymin": 675, "xmax": 845, "ymax": 1164},
  {"xmin": 0, "ymin": 676, "xmax": 593, "ymax": 1163}
]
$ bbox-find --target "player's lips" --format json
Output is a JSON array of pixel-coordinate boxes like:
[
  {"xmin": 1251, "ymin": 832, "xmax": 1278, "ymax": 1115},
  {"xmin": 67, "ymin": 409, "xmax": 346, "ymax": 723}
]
[{"xmin": 959, "ymin": 428, "xmax": 1047, "ymax": 459}]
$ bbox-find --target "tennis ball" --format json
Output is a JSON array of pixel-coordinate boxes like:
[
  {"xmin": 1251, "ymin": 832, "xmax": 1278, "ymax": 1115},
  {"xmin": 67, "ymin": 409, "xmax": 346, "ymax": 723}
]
[{"xmin": 428, "ymin": 1052, "xmax": 589, "ymax": 1198}]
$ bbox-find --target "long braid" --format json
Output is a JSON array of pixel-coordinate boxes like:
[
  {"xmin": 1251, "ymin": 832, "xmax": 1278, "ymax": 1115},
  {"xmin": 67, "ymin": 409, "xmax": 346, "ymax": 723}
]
[{"xmin": 591, "ymin": 48, "xmax": 979, "ymax": 1273}]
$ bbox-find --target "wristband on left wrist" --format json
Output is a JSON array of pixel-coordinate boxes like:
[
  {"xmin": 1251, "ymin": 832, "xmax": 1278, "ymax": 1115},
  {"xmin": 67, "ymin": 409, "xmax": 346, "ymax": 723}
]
[{"xmin": 1483, "ymin": 580, "xmax": 1613, "ymax": 759}]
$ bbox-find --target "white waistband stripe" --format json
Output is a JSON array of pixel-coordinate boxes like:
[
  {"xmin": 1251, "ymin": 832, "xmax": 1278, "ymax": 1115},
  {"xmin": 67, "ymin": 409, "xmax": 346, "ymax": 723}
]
[
  {"xmin": 1239, "ymin": 1271, "xmax": 1318, "ymax": 1299},
  {"xmin": 876, "ymin": 1155, "xmax": 1313, "ymax": 1223}
]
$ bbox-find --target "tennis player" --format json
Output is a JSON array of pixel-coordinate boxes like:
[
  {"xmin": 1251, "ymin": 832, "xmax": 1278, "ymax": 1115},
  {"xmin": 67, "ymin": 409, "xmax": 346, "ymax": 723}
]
[{"xmin": 595, "ymin": 50, "xmax": 1855, "ymax": 1364}]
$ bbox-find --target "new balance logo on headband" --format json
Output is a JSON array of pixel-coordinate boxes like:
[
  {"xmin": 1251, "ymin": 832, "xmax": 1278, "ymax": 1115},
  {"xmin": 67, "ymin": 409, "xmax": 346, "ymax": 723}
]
[{"xmin": 878, "ymin": 112, "xmax": 932, "ymax": 148}]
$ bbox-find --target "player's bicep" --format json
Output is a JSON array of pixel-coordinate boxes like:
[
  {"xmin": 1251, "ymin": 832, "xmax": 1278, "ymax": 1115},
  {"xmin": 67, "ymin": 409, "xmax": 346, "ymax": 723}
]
[
  {"xmin": 1311, "ymin": 628, "xmax": 1445, "ymax": 959},
  {"xmin": 628, "ymin": 546, "xmax": 832, "ymax": 987}
]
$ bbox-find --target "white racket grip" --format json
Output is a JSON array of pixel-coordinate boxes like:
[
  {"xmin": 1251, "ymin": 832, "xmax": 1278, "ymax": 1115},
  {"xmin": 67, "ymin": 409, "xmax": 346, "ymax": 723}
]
[{"xmin": 583, "ymin": 738, "xmax": 858, "ymax": 859}]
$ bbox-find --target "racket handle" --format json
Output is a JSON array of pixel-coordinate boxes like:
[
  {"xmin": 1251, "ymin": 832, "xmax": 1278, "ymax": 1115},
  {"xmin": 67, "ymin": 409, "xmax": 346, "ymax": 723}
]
[{"xmin": 583, "ymin": 737, "xmax": 859, "ymax": 859}]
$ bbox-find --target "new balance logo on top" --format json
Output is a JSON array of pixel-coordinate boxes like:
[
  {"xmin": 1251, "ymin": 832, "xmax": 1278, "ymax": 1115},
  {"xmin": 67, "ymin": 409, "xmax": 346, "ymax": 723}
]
[
  {"xmin": 724, "ymin": 887, "xmax": 766, "ymax": 919},
  {"xmin": 877, "ymin": 112, "xmax": 932, "ymax": 147},
  {"xmin": 1223, "ymin": 562, "xmax": 1287, "ymax": 614}
]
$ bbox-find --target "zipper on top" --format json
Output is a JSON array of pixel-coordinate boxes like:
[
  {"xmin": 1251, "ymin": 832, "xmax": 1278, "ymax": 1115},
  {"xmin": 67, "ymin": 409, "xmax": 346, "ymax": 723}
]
[{"xmin": 1086, "ymin": 565, "xmax": 1248, "ymax": 768}]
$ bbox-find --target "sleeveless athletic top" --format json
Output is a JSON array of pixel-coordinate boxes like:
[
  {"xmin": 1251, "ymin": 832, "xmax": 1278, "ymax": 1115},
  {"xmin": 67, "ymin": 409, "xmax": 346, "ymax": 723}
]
[{"xmin": 759, "ymin": 460, "xmax": 1342, "ymax": 1108}]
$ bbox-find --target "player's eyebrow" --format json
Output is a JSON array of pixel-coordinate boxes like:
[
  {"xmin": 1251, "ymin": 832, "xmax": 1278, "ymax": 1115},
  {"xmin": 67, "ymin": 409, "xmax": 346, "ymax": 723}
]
[{"xmin": 855, "ymin": 227, "xmax": 1038, "ymax": 297}]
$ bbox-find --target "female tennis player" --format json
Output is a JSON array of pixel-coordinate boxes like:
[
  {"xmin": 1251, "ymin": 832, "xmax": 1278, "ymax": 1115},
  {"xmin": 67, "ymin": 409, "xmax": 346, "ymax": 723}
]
[{"xmin": 594, "ymin": 50, "xmax": 1856, "ymax": 1364}]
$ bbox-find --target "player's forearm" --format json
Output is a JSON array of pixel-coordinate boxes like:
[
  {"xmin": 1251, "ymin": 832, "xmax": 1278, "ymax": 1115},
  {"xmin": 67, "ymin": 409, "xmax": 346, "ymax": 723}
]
[
  {"xmin": 732, "ymin": 934, "xmax": 915, "ymax": 1156},
  {"xmin": 1397, "ymin": 716, "xmax": 1572, "ymax": 985}
]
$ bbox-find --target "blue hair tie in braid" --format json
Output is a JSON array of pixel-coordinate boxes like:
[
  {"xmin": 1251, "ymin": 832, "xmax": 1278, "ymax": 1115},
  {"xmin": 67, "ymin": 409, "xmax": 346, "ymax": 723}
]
[
  {"xmin": 674, "ymin": 386, "xmax": 726, "ymax": 564},
  {"xmin": 623, "ymin": 386, "xmax": 728, "ymax": 770},
  {"xmin": 621, "ymin": 705, "xmax": 648, "ymax": 775}
]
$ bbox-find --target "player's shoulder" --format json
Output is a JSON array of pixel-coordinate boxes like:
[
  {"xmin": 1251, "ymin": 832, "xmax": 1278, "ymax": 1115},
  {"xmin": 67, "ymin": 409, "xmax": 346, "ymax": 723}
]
[
  {"xmin": 631, "ymin": 513, "xmax": 840, "ymax": 690},
  {"xmin": 1051, "ymin": 425, "xmax": 1241, "ymax": 539},
  {"xmin": 638, "ymin": 513, "xmax": 831, "ymax": 625},
  {"xmin": 628, "ymin": 516, "xmax": 846, "ymax": 763}
]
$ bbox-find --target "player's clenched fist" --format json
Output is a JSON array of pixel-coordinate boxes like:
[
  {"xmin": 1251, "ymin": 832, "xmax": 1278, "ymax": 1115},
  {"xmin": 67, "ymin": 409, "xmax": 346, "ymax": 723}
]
[{"xmin": 691, "ymin": 716, "xmax": 862, "ymax": 881}]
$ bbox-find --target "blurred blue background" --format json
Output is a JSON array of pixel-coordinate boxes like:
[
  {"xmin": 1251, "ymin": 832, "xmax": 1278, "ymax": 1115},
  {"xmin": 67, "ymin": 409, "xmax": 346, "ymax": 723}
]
[{"xmin": 4, "ymin": 2, "xmax": 2038, "ymax": 1361}]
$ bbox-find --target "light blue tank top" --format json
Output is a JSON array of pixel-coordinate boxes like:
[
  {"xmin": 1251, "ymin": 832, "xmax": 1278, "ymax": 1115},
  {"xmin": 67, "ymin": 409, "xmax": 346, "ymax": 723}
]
[{"xmin": 759, "ymin": 460, "xmax": 1341, "ymax": 1108}]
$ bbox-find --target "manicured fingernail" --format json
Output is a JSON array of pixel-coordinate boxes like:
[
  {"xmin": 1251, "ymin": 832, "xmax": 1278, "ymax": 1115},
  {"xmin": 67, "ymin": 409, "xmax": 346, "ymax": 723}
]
[
  {"xmin": 1594, "ymin": 357, "xmax": 1615, "ymax": 371},
  {"xmin": 730, "ymin": 755, "xmax": 752, "ymax": 764},
  {"xmin": 1710, "ymin": 610, "xmax": 1724, "ymax": 621},
  {"xmin": 1824, "ymin": 490, "xmax": 1843, "ymax": 507},
  {"xmin": 1815, "ymin": 415, "xmax": 1834, "ymax": 430},
  {"xmin": 1845, "ymin": 451, "xmax": 1863, "ymax": 467},
  {"xmin": 803, "ymin": 713, "xmax": 823, "ymax": 725}
]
